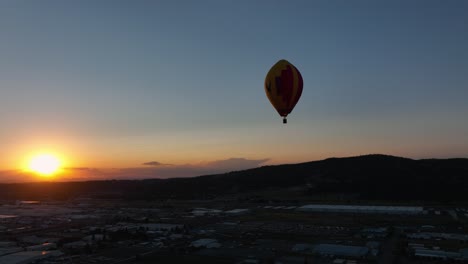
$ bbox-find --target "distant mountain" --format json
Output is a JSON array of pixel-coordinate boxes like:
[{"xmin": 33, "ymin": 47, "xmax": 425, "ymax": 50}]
[{"xmin": 1, "ymin": 154, "xmax": 468, "ymax": 203}]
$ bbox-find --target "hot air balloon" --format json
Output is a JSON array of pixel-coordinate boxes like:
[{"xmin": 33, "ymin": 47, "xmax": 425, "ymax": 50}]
[{"xmin": 264, "ymin": 59, "xmax": 303, "ymax": 124}]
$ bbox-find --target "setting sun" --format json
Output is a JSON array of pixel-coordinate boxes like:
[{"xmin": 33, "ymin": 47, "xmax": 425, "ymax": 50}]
[{"xmin": 29, "ymin": 154, "xmax": 61, "ymax": 176}]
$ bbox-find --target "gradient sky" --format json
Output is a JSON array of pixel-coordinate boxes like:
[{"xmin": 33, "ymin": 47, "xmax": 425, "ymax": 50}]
[{"xmin": 1, "ymin": 1, "xmax": 468, "ymax": 180}]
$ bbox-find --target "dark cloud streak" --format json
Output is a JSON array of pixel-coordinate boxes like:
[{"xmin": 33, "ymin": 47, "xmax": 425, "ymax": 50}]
[{"xmin": 142, "ymin": 161, "xmax": 172, "ymax": 166}]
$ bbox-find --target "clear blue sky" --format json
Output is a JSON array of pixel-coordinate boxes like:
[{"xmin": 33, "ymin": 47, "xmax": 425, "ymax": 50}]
[{"xmin": 1, "ymin": 1, "xmax": 468, "ymax": 176}]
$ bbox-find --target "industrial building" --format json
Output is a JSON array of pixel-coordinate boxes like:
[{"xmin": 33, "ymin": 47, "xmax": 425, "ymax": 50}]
[
  {"xmin": 0, "ymin": 250, "xmax": 63, "ymax": 264},
  {"xmin": 414, "ymin": 249, "xmax": 461, "ymax": 260},
  {"xmin": 225, "ymin": 209, "xmax": 250, "ymax": 215},
  {"xmin": 297, "ymin": 204, "xmax": 424, "ymax": 214},
  {"xmin": 190, "ymin": 239, "xmax": 221, "ymax": 249},
  {"xmin": 408, "ymin": 243, "xmax": 468, "ymax": 261},
  {"xmin": 312, "ymin": 244, "xmax": 369, "ymax": 258},
  {"xmin": 407, "ymin": 232, "xmax": 468, "ymax": 242}
]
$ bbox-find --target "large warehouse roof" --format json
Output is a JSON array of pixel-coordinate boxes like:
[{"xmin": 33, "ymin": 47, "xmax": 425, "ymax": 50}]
[{"xmin": 297, "ymin": 204, "xmax": 424, "ymax": 214}]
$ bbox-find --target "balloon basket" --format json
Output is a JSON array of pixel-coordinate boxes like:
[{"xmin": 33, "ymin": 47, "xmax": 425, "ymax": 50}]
[{"xmin": 283, "ymin": 118, "xmax": 287, "ymax": 124}]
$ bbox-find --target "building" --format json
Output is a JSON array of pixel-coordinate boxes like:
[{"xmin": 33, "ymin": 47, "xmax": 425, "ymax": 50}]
[
  {"xmin": 225, "ymin": 209, "xmax": 250, "ymax": 215},
  {"xmin": 25, "ymin": 243, "xmax": 56, "ymax": 251},
  {"xmin": 292, "ymin": 243, "xmax": 314, "ymax": 252},
  {"xmin": 191, "ymin": 208, "xmax": 222, "ymax": 216},
  {"xmin": 359, "ymin": 227, "xmax": 388, "ymax": 238},
  {"xmin": 414, "ymin": 249, "xmax": 460, "ymax": 260},
  {"xmin": 63, "ymin": 241, "xmax": 87, "ymax": 249},
  {"xmin": 0, "ymin": 250, "xmax": 63, "ymax": 264},
  {"xmin": 190, "ymin": 239, "xmax": 221, "ymax": 248},
  {"xmin": 0, "ymin": 248, "xmax": 23, "ymax": 257},
  {"xmin": 139, "ymin": 223, "xmax": 184, "ymax": 231},
  {"xmin": 0, "ymin": 242, "xmax": 17, "ymax": 248},
  {"xmin": 407, "ymin": 232, "xmax": 468, "ymax": 242},
  {"xmin": 313, "ymin": 244, "xmax": 369, "ymax": 258},
  {"xmin": 297, "ymin": 204, "xmax": 423, "ymax": 214}
]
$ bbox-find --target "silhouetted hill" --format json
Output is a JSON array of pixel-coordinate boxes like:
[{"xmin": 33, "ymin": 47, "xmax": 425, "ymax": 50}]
[{"xmin": 1, "ymin": 154, "xmax": 468, "ymax": 203}]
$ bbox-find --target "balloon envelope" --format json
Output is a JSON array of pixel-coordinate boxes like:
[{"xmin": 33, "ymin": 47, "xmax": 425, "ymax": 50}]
[{"xmin": 264, "ymin": 60, "xmax": 303, "ymax": 121}]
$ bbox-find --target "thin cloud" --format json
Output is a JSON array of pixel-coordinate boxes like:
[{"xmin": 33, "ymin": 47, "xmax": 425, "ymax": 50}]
[
  {"xmin": 64, "ymin": 167, "xmax": 104, "ymax": 175},
  {"xmin": 66, "ymin": 167, "xmax": 96, "ymax": 171},
  {"xmin": 142, "ymin": 161, "xmax": 172, "ymax": 166}
]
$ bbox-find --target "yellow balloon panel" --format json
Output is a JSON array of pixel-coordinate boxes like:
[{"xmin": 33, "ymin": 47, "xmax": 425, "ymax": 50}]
[{"xmin": 264, "ymin": 59, "xmax": 303, "ymax": 117}]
